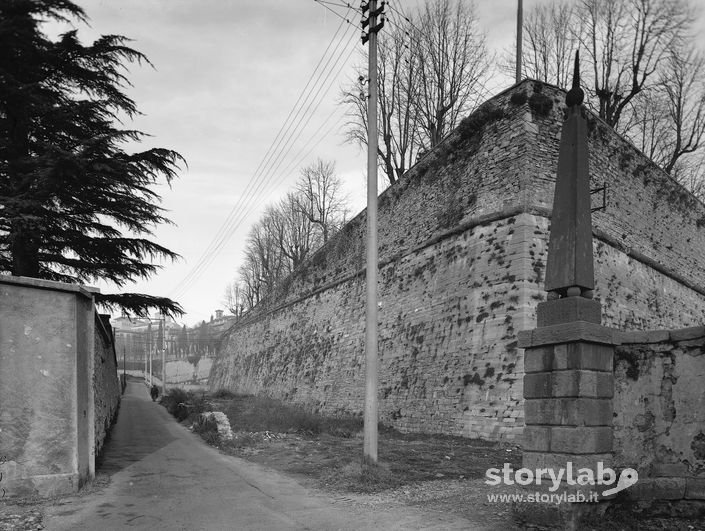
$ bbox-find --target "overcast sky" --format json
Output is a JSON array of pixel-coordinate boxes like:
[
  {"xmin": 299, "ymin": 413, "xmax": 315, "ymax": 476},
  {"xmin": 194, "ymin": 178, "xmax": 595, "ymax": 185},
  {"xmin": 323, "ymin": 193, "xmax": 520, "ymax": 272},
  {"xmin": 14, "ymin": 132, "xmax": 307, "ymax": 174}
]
[{"xmin": 55, "ymin": 1, "xmax": 703, "ymax": 326}]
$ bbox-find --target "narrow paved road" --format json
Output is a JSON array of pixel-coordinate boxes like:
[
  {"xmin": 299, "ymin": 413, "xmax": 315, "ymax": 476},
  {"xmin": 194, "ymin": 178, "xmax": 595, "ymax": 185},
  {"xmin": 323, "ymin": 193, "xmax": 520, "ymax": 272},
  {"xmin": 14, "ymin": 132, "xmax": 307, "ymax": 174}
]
[{"xmin": 43, "ymin": 380, "xmax": 473, "ymax": 530}]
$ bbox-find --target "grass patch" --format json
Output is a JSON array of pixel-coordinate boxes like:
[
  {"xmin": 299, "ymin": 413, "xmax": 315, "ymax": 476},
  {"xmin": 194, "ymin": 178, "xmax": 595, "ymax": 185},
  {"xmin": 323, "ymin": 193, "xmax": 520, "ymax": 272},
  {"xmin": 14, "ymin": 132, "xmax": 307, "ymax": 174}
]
[
  {"xmin": 161, "ymin": 388, "xmax": 209, "ymax": 422},
  {"xmin": 222, "ymin": 394, "xmax": 362, "ymax": 436},
  {"xmin": 211, "ymin": 388, "xmax": 240, "ymax": 400},
  {"xmin": 321, "ymin": 461, "xmax": 404, "ymax": 493}
]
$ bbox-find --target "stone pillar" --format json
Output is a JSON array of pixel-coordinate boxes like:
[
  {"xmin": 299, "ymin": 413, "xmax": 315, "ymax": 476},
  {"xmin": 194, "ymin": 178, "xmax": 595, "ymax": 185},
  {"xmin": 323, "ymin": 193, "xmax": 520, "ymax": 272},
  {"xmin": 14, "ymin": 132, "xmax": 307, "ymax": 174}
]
[{"xmin": 517, "ymin": 305, "xmax": 620, "ymax": 526}]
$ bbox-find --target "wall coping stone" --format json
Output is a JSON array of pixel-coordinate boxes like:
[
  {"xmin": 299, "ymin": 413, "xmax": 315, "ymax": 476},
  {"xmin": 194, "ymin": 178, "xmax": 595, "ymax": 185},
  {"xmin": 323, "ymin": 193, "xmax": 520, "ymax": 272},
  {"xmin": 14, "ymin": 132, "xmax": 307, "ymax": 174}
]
[
  {"xmin": 615, "ymin": 326, "xmax": 705, "ymax": 345},
  {"xmin": 0, "ymin": 274, "xmax": 98, "ymax": 299},
  {"xmin": 518, "ymin": 321, "xmax": 622, "ymax": 348},
  {"xmin": 617, "ymin": 329, "xmax": 671, "ymax": 344},
  {"xmin": 669, "ymin": 326, "xmax": 705, "ymax": 342}
]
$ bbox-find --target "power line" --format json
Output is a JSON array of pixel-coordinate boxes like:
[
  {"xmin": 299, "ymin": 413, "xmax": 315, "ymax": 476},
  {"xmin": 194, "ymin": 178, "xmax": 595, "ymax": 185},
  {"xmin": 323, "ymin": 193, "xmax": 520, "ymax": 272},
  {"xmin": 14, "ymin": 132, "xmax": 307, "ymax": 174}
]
[
  {"xmin": 170, "ymin": 16, "xmax": 354, "ymax": 298},
  {"xmin": 171, "ymin": 28, "xmax": 359, "ymax": 300},
  {"xmin": 171, "ymin": 10, "xmax": 358, "ymax": 298},
  {"xmin": 170, "ymin": 7, "xmax": 360, "ymax": 299},
  {"xmin": 314, "ymin": 0, "xmax": 359, "ymax": 26}
]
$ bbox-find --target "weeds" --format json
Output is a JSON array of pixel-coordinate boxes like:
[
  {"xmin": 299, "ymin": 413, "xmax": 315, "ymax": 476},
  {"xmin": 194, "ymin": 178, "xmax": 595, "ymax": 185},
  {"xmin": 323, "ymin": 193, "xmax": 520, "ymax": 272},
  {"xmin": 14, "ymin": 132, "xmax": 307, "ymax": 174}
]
[
  {"xmin": 161, "ymin": 388, "xmax": 208, "ymax": 422},
  {"xmin": 211, "ymin": 388, "xmax": 239, "ymax": 400},
  {"xmin": 321, "ymin": 461, "xmax": 404, "ymax": 493},
  {"xmin": 223, "ymin": 395, "xmax": 362, "ymax": 436}
]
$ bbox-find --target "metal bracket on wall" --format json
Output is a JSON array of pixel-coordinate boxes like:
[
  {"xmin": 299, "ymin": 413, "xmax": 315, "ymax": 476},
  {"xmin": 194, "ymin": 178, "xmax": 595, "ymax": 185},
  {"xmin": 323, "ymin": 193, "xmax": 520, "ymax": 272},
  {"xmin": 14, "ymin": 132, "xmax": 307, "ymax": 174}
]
[{"xmin": 591, "ymin": 183, "xmax": 607, "ymax": 212}]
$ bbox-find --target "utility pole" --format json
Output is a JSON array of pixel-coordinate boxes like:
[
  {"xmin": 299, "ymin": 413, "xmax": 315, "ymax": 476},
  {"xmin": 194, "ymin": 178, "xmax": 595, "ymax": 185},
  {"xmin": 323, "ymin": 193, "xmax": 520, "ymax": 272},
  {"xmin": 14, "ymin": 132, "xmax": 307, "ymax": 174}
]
[
  {"xmin": 361, "ymin": 0, "xmax": 384, "ymax": 465},
  {"xmin": 160, "ymin": 316, "xmax": 167, "ymax": 396},
  {"xmin": 516, "ymin": 0, "xmax": 523, "ymax": 84}
]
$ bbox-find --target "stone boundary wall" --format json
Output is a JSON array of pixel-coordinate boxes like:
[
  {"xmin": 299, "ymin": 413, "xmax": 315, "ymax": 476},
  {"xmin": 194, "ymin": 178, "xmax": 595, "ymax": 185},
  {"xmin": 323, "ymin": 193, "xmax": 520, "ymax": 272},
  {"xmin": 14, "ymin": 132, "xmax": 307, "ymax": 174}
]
[
  {"xmin": 613, "ymin": 326, "xmax": 705, "ymax": 505},
  {"xmin": 0, "ymin": 276, "xmax": 120, "ymax": 497},
  {"xmin": 148, "ymin": 356, "xmax": 214, "ymax": 386},
  {"xmin": 210, "ymin": 80, "xmax": 705, "ymax": 441},
  {"xmin": 93, "ymin": 314, "xmax": 121, "ymax": 461}
]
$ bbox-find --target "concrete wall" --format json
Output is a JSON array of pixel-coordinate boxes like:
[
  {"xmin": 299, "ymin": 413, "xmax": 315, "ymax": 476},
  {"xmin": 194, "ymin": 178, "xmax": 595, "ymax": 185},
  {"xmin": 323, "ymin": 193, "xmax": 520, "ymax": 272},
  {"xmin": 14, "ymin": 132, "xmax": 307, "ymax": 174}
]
[
  {"xmin": 159, "ymin": 356, "xmax": 213, "ymax": 386},
  {"xmin": 94, "ymin": 315, "xmax": 121, "ymax": 461},
  {"xmin": 210, "ymin": 80, "xmax": 705, "ymax": 440},
  {"xmin": 613, "ymin": 326, "xmax": 705, "ymax": 503},
  {"xmin": 0, "ymin": 276, "xmax": 118, "ymax": 497}
]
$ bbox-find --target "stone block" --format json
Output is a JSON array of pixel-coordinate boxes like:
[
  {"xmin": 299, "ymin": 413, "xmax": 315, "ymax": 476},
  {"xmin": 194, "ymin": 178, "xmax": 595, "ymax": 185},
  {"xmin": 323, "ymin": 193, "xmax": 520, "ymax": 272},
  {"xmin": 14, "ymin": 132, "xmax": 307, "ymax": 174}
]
[
  {"xmin": 524, "ymin": 371, "xmax": 613, "ymax": 399},
  {"xmin": 524, "ymin": 372, "xmax": 553, "ymax": 398},
  {"xmin": 670, "ymin": 326, "xmax": 705, "ymax": 341},
  {"xmin": 536, "ymin": 297, "xmax": 602, "ymax": 326},
  {"xmin": 556, "ymin": 343, "xmax": 613, "ymax": 371},
  {"xmin": 524, "ymin": 398, "xmax": 612, "ymax": 426},
  {"xmin": 625, "ymin": 477, "xmax": 686, "ymax": 501},
  {"xmin": 525, "ymin": 343, "xmax": 613, "ymax": 373},
  {"xmin": 522, "ymin": 452, "xmax": 614, "ymax": 472},
  {"xmin": 619, "ymin": 329, "xmax": 670, "ymax": 344},
  {"xmin": 685, "ymin": 477, "xmax": 705, "ymax": 500},
  {"xmin": 519, "ymin": 321, "xmax": 621, "ymax": 349},
  {"xmin": 651, "ymin": 463, "xmax": 688, "ymax": 477},
  {"xmin": 522, "ymin": 426, "xmax": 551, "ymax": 452},
  {"xmin": 550, "ymin": 426, "xmax": 613, "ymax": 454},
  {"xmin": 553, "ymin": 371, "xmax": 614, "ymax": 398},
  {"xmin": 524, "ymin": 346, "xmax": 554, "ymax": 373},
  {"xmin": 512, "ymin": 496, "xmax": 605, "ymax": 531}
]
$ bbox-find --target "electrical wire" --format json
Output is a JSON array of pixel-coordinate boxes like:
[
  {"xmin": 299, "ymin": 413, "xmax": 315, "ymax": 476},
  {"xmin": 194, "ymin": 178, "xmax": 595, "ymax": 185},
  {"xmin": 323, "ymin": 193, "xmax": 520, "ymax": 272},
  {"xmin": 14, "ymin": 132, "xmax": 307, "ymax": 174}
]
[
  {"xmin": 171, "ymin": 29, "xmax": 359, "ymax": 300},
  {"xmin": 170, "ymin": 15, "xmax": 355, "ymax": 298},
  {"xmin": 169, "ymin": 5, "xmax": 360, "ymax": 299}
]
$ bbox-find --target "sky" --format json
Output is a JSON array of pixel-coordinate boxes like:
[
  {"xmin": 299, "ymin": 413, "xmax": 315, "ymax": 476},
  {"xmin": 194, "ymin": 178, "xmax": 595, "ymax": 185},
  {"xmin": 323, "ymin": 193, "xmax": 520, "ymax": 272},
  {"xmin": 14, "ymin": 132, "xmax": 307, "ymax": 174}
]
[
  {"xmin": 44, "ymin": 0, "xmax": 515, "ymax": 325},
  {"xmin": 49, "ymin": 1, "xmax": 704, "ymax": 326}
]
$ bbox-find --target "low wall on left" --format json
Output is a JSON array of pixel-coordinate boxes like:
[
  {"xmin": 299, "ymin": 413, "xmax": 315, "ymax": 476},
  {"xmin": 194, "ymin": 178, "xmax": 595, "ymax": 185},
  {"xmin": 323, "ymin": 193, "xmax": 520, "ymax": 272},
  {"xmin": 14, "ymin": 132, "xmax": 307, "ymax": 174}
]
[
  {"xmin": 0, "ymin": 275, "xmax": 118, "ymax": 497},
  {"xmin": 94, "ymin": 315, "xmax": 120, "ymax": 461}
]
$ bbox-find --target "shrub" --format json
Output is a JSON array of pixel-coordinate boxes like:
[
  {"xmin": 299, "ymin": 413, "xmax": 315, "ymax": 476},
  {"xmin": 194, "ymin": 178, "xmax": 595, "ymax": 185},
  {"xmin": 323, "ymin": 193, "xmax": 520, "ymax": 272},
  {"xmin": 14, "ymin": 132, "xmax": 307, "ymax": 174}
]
[
  {"xmin": 223, "ymin": 394, "xmax": 362, "ymax": 436},
  {"xmin": 212, "ymin": 388, "xmax": 238, "ymax": 400},
  {"xmin": 457, "ymin": 103, "xmax": 505, "ymax": 141},
  {"xmin": 161, "ymin": 388, "xmax": 208, "ymax": 422},
  {"xmin": 510, "ymin": 91, "xmax": 528, "ymax": 106},
  {"xmin": 528, "ymin": 91, "xmax": 553, "ymax": 116}
]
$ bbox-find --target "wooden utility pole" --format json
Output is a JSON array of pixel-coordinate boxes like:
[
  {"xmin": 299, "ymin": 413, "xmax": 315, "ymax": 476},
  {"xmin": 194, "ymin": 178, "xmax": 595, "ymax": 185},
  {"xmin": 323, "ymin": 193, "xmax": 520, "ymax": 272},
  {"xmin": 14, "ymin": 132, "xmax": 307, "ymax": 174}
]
[
  {"xmin": 160, "ymin": 317, "xmax": 167, "ymax": 396},
  {"xmin": 362, "ymin": 0, "xmax": 384, "ymax": 465},
  {"xmin": 516, "ymin": 0, "xmax": 523, "ymax": 84}
]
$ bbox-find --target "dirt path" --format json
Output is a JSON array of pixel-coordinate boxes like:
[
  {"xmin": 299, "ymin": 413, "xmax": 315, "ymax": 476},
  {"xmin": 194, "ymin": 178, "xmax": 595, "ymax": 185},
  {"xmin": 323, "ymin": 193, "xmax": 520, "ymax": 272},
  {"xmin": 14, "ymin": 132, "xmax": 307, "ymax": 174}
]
[{"xmin": 32, "ymin": 381, "xmax": 486, "ymax": 530}]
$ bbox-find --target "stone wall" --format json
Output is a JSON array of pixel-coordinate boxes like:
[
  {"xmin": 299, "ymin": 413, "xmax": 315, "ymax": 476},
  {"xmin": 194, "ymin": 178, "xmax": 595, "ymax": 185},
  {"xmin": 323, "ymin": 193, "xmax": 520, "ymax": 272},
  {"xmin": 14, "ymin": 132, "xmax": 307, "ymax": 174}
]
[
  {"xmin": 613, "ymin": 326, "xmax": 705, "ymax": 504},
  {"xmin": 0, "ymin": 275, "xmax": 120, "ymax": 497},
  {"xmin": 148, "ymin": 356, "xmax": 213, "ymax": 386},
  {"xmin": 0, "ymin": 276, "xmax": 95, "ymax": 496},
  {"xmin": 210, "ymin": 79, "xmax": 705, "ymax": 440},
  {"xmin": 94, "ymin": 315, "xmax": 121, "ymax": 461}
]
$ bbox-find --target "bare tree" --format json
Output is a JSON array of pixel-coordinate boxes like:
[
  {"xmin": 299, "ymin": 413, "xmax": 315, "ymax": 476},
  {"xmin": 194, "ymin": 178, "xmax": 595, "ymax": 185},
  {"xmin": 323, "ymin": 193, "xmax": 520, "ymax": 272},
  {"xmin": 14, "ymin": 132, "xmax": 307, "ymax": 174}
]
[
  {"xmin": 521, "ymin": 0, "xmax": 580, "ymax": 88},
  {"xmin": 520, "ymin": 0, "xmax": 703, "ymax": 196},
  {"xmin": 228, "ymin": 160, "xmax": 351, "ymax": 311},
  {"xmin": 296, "ymin": 159, "xmax": 349, "ymax": 243},
  {"xmin": 241, "ymin": 208, "xmax": 286, "ymax": 302},
  {"xmin": 658, "ymin": 46, "xmax": 705, "ymax": 175},
  {"xmin": 413, "ymin": 0, "xmax": 490, "ymax": 148},
  {"xmin": 621, "ymin": 42, "xmax": 705, "ymax": 196},
  {"xmin": 342, "ymin": 21, "xmax": 422, "ymax": 186},
  {"xmin": 237, "ymin": 255, "xmax": 262, "ymax": 310},
  {"xmin": 222, "ymin": 281, "xmax": 245, "ymax": 318},
  {"xmin": 274, "ymin": 192, "xmax": 315, "ymax": 273},
  {"xmin": 671, "ymin": 155, "xmax": 705, "ymax": 200},
  {"xmin": 342, "ymin": 0, "xmax": 489, "ymax": 185},
  {"xmin": 578, "ymin": 0, "xmax": 694, "ymax": 130}
]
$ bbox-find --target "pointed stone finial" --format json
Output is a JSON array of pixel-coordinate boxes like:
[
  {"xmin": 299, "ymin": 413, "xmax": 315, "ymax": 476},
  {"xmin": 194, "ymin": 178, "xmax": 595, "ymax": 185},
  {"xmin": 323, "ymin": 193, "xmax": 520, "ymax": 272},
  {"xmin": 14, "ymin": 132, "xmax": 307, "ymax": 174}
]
[
  {"xmin": 544, "ymin": 47, "xmax": 595, "ymax": 300},
  {"xmin": 565, "ymin": 50, "xmax": 584, "ymax": 107}
]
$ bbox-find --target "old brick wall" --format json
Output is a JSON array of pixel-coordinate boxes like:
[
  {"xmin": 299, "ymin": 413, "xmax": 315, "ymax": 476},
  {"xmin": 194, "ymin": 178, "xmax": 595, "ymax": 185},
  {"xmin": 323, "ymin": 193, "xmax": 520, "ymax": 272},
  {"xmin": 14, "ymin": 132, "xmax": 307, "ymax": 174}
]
[
  {"xmin": 613, "ymin": 327, "xmax": 705, "ymax": 502},
  {"xmin": 93, "ymin": 315, "xmax": 120, "ymax": 460},
  {"xmin": 210, "ymin": 79, "xmax": 705, "ymax": 440}
]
